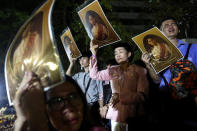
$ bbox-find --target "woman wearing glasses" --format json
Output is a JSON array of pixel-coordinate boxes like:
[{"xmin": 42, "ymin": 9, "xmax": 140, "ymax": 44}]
[{"xmin": 14, "ymin": 72, "xmax": 107, "ymax": 131}]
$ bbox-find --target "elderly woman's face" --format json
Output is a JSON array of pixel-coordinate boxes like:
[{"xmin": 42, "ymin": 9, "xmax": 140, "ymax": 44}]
[{"xmin": 46, "ymin": 82, "xmax": 84, "ymax": 131}]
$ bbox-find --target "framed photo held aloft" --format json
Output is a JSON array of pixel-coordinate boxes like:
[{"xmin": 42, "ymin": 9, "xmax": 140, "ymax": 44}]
[
  {"xmin": 132, "ymin": 27, "xmax": 183, "ymax": 73},
  {"xmin": 60, "ymin": 27, "xmax": 81, "ymax": 61},
  {"xmin": 4, "ymin": 0, "xmax": 65, "ymax": 105},
  {"xmin": 77, "ymin": 0, "xmax": 121, "ymax": 48}
]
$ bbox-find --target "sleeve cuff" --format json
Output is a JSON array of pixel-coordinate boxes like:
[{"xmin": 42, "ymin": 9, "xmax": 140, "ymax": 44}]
[{"xmin": 92, "ymin": 54, "xmax": 96, "ymax": 59}]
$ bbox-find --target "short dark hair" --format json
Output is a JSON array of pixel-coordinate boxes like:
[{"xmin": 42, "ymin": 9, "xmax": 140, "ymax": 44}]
[
  {"xmin": 112, "ymin": 42, "xmax": 133, "ymax": 53},
  {"xmin": 79, "ymin": 51, "xmax": 92, "ymax": 59},
  {"xmin": 159, "ymin": 16, "xmax": 178, "ymax": 29}
]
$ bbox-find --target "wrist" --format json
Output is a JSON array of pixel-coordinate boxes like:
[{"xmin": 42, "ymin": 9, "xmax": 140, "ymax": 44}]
[
  {"xmin": 110, "ymin": 93, "xmax": 119, "ymax": 103},
  {"xmin": 16, "ymin": 117, "xmax": 27, "ymax": 123},
  {"xmin": 112, "ymin": 93, "xmax": 119, "ymax": 98},
  {"xmin": 92, "ymin": 54, "xmax": 96, "ymax": 59},
  {"xmin": 145, "ymin": 63, "xmax": 151, "ymax": 68}
]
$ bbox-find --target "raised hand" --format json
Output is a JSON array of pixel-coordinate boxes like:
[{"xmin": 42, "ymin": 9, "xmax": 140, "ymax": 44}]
[
  {"xmin": 14, "ymin": 72, "xmax": 48, "ymax": 131},
  {"xmin": 69, "ymin": 54, "xmax": 77, "ymax": 64},
  {"xmin": 90, "ymin": 40, "xmax": 99, "ymax": 56},
  {"xmin": 141, "ymin": 52, "xmax": 151, "ymax": 64}
]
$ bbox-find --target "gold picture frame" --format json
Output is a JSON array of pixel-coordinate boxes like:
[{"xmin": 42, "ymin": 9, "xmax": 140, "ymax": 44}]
[
  {"xmin": 77, "ymin": 0, "xmax": 121, "ymax": 48},
  {"xmin": 132, "ymin": 27, "xmax": 183, "ymax": 73},
  {"xmin": 60, "ymin": 27, "xmax": 81, "ymax": 61},
  {"xmin": 4, "ymin": 0, "xmax": 65, "ymax": 105}
]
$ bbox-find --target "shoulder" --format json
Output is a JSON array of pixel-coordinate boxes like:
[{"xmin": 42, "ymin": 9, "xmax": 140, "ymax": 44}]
[
  {"xmin": 108, "ymin": 65, "xmax": 120, "ymax": 72},
  {"xmin": 191, "ymin": 43, "xmax": 197, "ymax": 49},
  {"xmin": 133, "ymin": 64, "xmax": 147, "ymax": 76},
  {"xmin": 73, "ymin": 72, "xmax": 84, "ymax": 78},
  {"xmin": 186, "ymin": 43, "xmax": 197, "ymax": 55},
  {"xmin": 179, "ymin": 39, "xmax": 197, "ymax": 48}
]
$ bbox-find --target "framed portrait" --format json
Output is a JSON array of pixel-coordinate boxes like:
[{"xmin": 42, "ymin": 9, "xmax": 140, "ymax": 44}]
[
  {"xmin": 132, "ymin": 27, "xmax": 183, "ymax": 73},
  {"xmin": 60, "ymin": 27, "xmax": 81, "ymax": 61},
  {"xmin": 77, "ymin": 0, "xmax": 121, "ymax": 48},
  {"xmin": 4, "ymin": 0, "xmax": 65, "ymax": 105}
]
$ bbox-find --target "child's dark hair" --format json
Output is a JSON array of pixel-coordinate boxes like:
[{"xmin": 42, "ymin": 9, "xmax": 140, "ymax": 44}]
[
  {"xmin": 79, "ymin": 51, "xmax": 92, "ymax": 59},
  {"xmin": 77, "ymin": 51, "xmax": 92, "ymax": 63}
]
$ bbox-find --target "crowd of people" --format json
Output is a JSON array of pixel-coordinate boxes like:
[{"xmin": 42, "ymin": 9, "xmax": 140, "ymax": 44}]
[{"xmin": 9, "ymin": 16, "xmax": 197, "ymax": 131}]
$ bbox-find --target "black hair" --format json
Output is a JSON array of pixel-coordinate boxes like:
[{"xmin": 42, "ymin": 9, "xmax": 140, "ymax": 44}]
[
  {"xmin": 159, "ymin": 16, "xmax": 179, "ymax": 29},
  {"xmin": 79, "ymin": 51, "xmax": 92, "ymax": 59},
  {"xmin": 112, "ymin": 42, "xmax": 133, "ymax": 53}
]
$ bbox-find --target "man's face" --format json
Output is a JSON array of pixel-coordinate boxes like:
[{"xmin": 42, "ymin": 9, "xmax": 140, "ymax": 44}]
[
  {"xmin": 79, "ymin": 57, "xmax": 89, "ymax": 68},
  {"xmin": 161, "ymin": 19, "xmax": 179, "ymax": 38}
]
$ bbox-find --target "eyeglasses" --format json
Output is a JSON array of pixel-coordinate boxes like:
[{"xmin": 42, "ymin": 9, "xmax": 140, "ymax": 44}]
[{"xmin": 47, "ymin": 92, "xmax": 81, "ymax": 111}]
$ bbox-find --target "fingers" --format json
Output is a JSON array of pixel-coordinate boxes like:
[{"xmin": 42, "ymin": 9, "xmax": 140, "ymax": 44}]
[
  {"xmin": 112, "ymin": 101, "xmax": 117, "ymax": 108},
  {"xmin": 90, "ymin": 40, "xmax": 93, "ymax": 47},
  {"xmin": 141, "ymin": 52, "xmax": 151, "ymax": 63},
  {"xmin": 72, "ymin": 58, "xmax": 77, "ymax": 62},
  {"xmin": 90, "ymin": 40, "xmax": 99, "ymax": 57},
  {"xmin": 69, "ymin": 56, "xmax": 77, "ymax": 63},
  {"xmin": 90, "ymin": 40, "xmax": 98, "ymax": 49},
  {"xmin": 20, "ymin": 72, "xmax": 38, "ymax": 87},
  {"xmin": 17, "ymin": 72, "xmax": 42, "ymax": 95}
]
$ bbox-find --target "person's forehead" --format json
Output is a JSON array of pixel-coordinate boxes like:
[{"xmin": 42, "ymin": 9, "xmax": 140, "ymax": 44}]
[
  {"xmin": 162, "ymin": 19, "xmax": 176, "ymax": 25},
  {"xmin": 46, "ymin": 82, "xmax": 76, "ymax": 99},
  {"xmin": 82, "ymin": 56, "xmax": 88, "ymax": 58},
  {"xmin": 79, "ymin": 56, "xmax": 89, "ymax": 60},
  {"xmin": 114, "ymin": 47, "xmax": 126, "ymax": 52}
]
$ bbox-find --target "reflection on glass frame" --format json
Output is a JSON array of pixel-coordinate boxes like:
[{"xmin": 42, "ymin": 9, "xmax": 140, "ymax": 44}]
[
  {"xmin": 77, "ymin": 0, "xmax": 121, "ymax": 48},
  {"xmin": 4, "ymin": 0, "xmax": 65, "ymax": 105},
  {"xmin": 132, "ymin": 27, "xmax": 183, "ymax": 73},
  {"xmin": 60, "ymin": 27, "xmax": 81, "ymax": 61}
]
